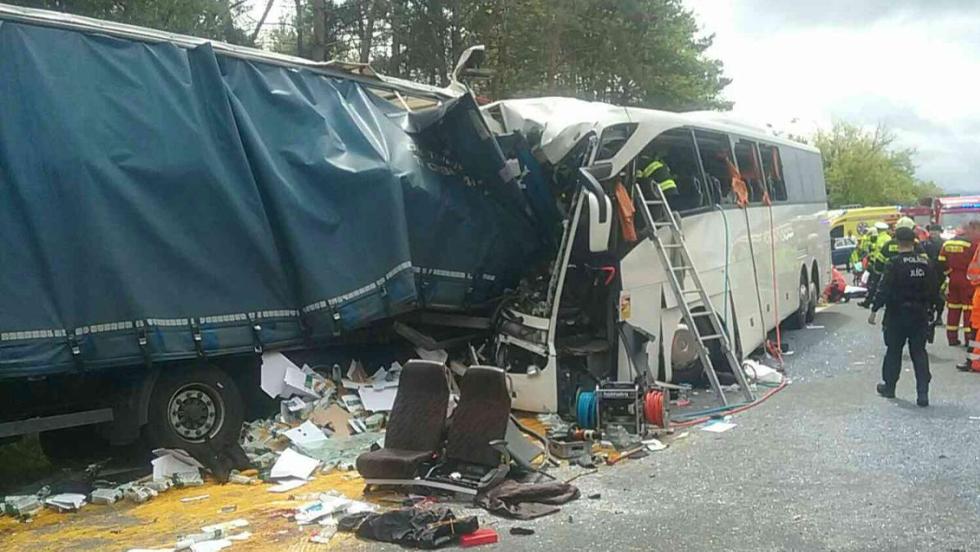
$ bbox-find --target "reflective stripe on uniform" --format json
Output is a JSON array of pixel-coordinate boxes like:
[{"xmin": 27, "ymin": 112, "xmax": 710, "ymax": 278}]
[
  {"xmin": 947, "ymin": 303, "xmax": 963, "ymax": 309},
  {"xmin": 947, "ymin": 325, "xmax": 962, "ymax": 331},
  {"xmin": 640, "ymin": 160, "xmax": 664, "ymax": 179},
  {"xmin": 659, "ymin": 179, "xmax": 677, "ymax": 192}
]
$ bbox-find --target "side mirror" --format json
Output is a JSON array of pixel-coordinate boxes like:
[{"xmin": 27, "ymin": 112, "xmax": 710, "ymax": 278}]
[
  {"xmin": 450, "ymin": 45, "xmax": 493, "ymax": 92},
  {"xmin": 579, "ymin": 167, "xmax": 612, "ymax": 253}
]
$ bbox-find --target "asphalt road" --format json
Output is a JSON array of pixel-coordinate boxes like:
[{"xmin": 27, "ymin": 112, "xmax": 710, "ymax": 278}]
[{"xmin": 345, "ymin": 303, "xmax": 980, "ymax": 552}]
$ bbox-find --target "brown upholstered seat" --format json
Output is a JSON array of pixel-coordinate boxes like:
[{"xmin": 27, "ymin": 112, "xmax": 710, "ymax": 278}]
[
  {"xmin": 445, "ymin": 365, "xmax": 511, "ymax": 467},
  {"xmin": 356, "ymin": 360, "xmax": 449, "ymax": 479}
]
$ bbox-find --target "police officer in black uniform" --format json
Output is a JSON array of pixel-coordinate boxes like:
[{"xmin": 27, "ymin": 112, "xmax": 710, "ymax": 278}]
[{"xmin": 868, "ymin": 226, "xmax": 943, "ymax": 407}]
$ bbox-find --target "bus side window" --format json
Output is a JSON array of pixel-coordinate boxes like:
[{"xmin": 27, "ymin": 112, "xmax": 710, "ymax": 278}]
[
  {"xmin": 638, "ymin": 128, "xmax": 705, "ymax": 212},
  {"xmin": 760, "ymin": 144, "xmax": 788, "ymax": 201},
  {"xmin": 734, "ymin": 139, "xmax": 766, "ymax": 204},
  {"xmin": 694, "ymin": 130, "xmax": 734, "ymax": 206}
]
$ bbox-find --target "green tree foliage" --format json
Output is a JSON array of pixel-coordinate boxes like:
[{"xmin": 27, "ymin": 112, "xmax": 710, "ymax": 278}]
[
  {"xmin": 813, "ymin": 122, "xmax": 943, "ymax": 208},
  {"xmin": 269, "ymin": 0, "xmax": 731, "ymax": 111},
  {"xmin": 8, "ymin": 0, "xmax": 252, "ymax": 44}
]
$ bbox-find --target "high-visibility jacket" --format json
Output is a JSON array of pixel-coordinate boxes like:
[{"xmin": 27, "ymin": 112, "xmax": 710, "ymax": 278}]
[
  {"xmin": 639, "ymin": 160, "xmax": 677, "ymax": 194},
  {"xmin": 875, "ymin": 237, "xmax": 925, "ymax": 272},
  {"xmin": 869, "ymin": 232, "xmax": 892, "ymax": 271},
  {"xmin": 939, "ymin": 238, "xmax": 975, "ymax": 287},
  {"xmin": 850, "ymin": 233, "xmax": 872, "ymax": 265}
]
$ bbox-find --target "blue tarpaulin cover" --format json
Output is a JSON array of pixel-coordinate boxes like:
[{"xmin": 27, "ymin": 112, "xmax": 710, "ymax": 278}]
[{"xmin": 0, "ymin": 19, "xmax": 543, "ymax": 378}]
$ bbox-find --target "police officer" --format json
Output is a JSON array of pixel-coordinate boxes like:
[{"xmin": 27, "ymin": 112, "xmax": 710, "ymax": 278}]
[{"xmin": 868, "ymin": 226, "xmax": 942, "ymax": 407}]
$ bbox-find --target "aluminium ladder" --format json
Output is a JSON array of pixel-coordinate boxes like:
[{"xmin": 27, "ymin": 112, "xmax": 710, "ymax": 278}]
[{"xmin": 633, "ymin": 183, "xmax": 755, "ymax": 405}]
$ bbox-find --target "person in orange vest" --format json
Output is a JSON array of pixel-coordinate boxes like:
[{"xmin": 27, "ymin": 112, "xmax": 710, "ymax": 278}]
[
  {"xmin": 957, "ymin": 221, "xmax": 980, "ymax": 372},
  {"xmin": 938, "ymin": 227, "xmax": 976, "ymax": 345}
]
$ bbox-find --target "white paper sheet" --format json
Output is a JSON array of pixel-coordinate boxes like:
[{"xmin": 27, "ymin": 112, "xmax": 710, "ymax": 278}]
[
  {"xmin": 270, "ymin": 448, "xmax": 319, "ymax": 480},
  {"xmin": 701, "ymin": 420, "xmax": 737, "ymax": 433},
  {"xmin": 357, "ymin": 385, "xmax": 398, "ymax": 412},
  {"xmin": 151, "ymin": 451, "xmax": 201, "ymax": 481},
  {"xmin": 268, "ymin": 478, "xmax": 309, "ymax": 493},
  {"xmin": 261, "ymin": 352, "xmax": 320, "ymax": 399},
  {"xmin": 284, "ymin": 421, "xmax": 330, "ymax": 448}
]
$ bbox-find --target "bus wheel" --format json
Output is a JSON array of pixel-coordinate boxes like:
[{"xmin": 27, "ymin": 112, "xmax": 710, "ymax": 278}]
[
  {"xmin": 786, "ymin": 273, "xmax": 808, "ymax": 330},
  {"xmin": 806, "ymin": 270, "xmax": 819, "ymax": 323},
  {"xmin": 144, "ymin": 364, "xmax": 244, "ymax": 451}
]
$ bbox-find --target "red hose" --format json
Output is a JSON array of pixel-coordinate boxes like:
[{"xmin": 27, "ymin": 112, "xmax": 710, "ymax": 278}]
[
  {"xmin": 671, "ymin": 379, "xmax": 789, "ymax": 428},
  {"xmin": 644, "ymin": 390, "xmax": 666, "ymax": 428}
]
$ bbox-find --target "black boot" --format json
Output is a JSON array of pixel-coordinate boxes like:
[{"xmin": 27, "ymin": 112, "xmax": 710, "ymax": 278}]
[
  {"xmin": 956, "ymin": 361, "xmax": 972, "ymax": 372},
  {"xmin": 917, "ymin": 391, "xmax": 929, "ymax": 407},
  {"xmin": 876, "ymin": 382, "xmax": 895, "ymax": 398}
]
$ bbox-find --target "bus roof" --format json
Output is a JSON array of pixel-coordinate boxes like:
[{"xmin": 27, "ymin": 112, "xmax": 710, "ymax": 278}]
[
  {"xmin": 0, "ymin": 3, "xmax": 453, "ymax": 108},
  {"xmin": 485, "ymin": 97, "xmax": 820, "ymax": 176}
]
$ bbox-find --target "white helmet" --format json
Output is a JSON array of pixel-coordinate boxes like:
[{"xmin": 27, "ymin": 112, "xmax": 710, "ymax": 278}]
[{"xmin": 895, "ymin": 216, "xmax": 915, "ymax": 229}]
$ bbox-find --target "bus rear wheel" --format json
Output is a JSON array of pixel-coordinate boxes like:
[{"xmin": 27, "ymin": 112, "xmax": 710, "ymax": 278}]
[{"xmin": 786, "ymin": 273, "xmax": 808, "ymax": 330}]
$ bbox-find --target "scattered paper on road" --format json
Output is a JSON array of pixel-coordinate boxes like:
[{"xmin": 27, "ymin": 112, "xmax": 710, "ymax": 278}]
[
  {"xmin": 642, "ymin": 438, "xmax": 667, "ymax": 451},
  {"xmin": 152, "ymin": 449, "xmax": 202, "ymax": 481},
  {"xmin": 284, "ymin": 421, "xmax": 330, "ymax": 448},
  {"xmin": 270, "ymin": 448, "xmax": 319, "ymax": 481},
  {"xmin": 701, "ymin": 420, "xmax": 737, "ymax": 433},
  {"xmin": 268, "ymin": 478, "xmax": 309, "ymax": 493}
]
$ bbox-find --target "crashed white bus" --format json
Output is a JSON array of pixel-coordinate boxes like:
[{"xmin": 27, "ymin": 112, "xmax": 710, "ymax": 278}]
[{"xmin": 482, "ymin": 98, "xmax": 831, "ymax": 413}]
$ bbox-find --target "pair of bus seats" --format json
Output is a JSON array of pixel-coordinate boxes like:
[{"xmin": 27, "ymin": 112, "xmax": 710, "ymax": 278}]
[{"xmin": 355, "ymin": 360, "xmax": 514, "ymax": 494}]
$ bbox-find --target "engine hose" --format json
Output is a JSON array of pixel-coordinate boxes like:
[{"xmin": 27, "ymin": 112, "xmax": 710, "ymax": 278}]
[
  {"xmin": 576, "ymin": 390, "xmax": 598, "ymax": 429},
  {"xmin": 643, "ymin": 389, "xmax": 666, "ymax": 428}
]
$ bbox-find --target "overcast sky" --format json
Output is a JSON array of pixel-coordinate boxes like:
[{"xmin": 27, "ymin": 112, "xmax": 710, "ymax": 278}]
[{"xmin": 683, "ymin": 0, "xmax": 980, "ymax": 194}]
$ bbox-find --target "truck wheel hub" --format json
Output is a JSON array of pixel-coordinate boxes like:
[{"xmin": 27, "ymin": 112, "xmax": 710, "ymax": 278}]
[{"xmin": 169, "ymin": 385, "xmax": 222, "ymax": 442}]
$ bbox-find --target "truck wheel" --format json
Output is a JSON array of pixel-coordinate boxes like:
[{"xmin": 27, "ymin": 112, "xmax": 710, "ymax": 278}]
[
  {"xmin": 144, "ymin": 364, "xmax": 244, "ymax": 450},
  {"xmin": 785, "ymin": 272, "xmax": 808, "ymax": 330}
]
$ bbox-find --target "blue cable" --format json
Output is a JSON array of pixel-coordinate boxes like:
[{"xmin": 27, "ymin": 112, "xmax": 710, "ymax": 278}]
[{"xmin": 576, "ymin": 390, "xmax": 597, "ymax": 429}]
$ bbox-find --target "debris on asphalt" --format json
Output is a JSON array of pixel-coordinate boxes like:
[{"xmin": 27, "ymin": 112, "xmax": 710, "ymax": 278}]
[
  {"xmin": 460, "ymin": 528, "xmax": 499, "ymax": 547},
  {"xmin": 642, "ymin": 438, "xmax": 668, "ymax": 452},
  {"xmin": 44, "ymin": 493, "xmax": 86, "ymax": 512},
  {"xmin": 338, "ymin": 506, "xmax": 478, "ymax": 549},
  {"xmin": 509, "ymin": 527, "xmax": 535, "ymax": 536},
  {"xmin": 179, "ymin": 494, "xmax": 210, "ymax": 503},
  {"xmin": 90, "ymin": 487, "xmax": 124, "ymax": 505},
  {"xmin": 701, "ymin": 417, "xmax": 737, "ymax": 433}
]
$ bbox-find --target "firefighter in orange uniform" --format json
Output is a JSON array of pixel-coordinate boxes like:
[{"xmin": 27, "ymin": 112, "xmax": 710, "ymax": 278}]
[
  {"xmin": 957, "ymin": 221, "xmax": 980, "ymax": 372},
  {"xmin": 938, "ymin": 230, "xmax": 976, "ymax": 345}
]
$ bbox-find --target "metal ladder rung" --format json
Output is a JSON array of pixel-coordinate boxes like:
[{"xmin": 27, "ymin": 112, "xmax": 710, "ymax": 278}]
[
  {"xmin": 700, "ymin": 334, "xmax": 724, "ymax": 341},
  {"xmin": 691, "ymin": 311, "xmax": 712, "ymax": 317},
  {"xmin": 644, "ymin": 200, "xmax": 664, "ymax": 205},
  {"xmin": 653, "ymin": 221, "xmax": 674, "ymax": 227},
  {"xmin": 671, "ymin": 265, "xmax": 692, "ymax": 272},
  {"xmin": 662, "ymin": 243, "xmax": 683, "ymax": 249}
]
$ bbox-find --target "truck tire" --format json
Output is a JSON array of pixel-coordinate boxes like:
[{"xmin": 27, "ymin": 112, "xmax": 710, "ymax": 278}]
[{"xmin": 144, "ymin": 364, "xmax": 244, "ymax": 451}]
